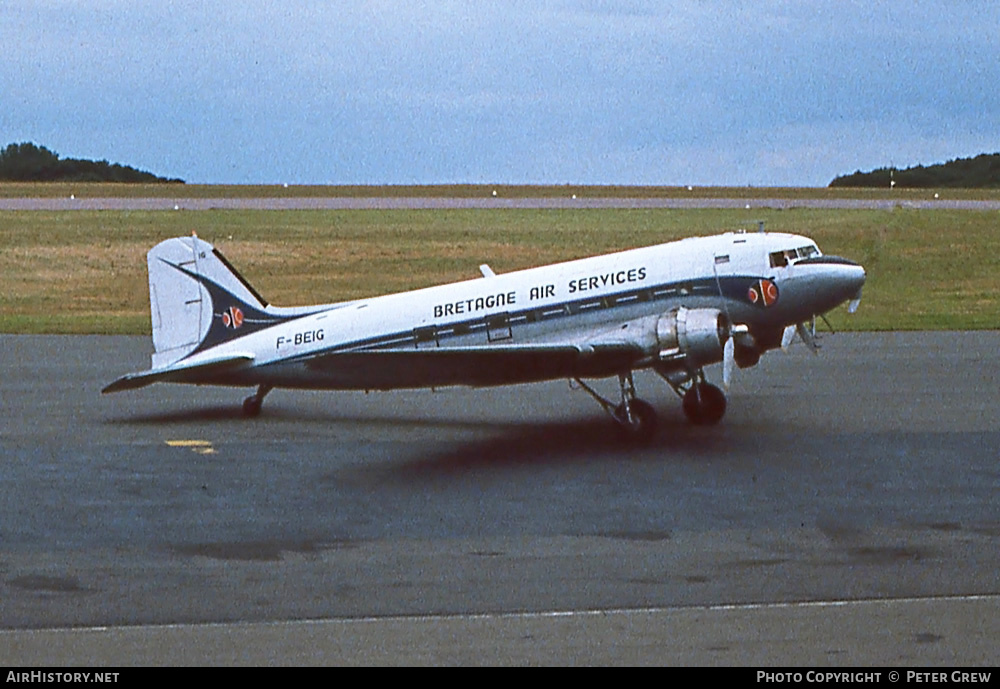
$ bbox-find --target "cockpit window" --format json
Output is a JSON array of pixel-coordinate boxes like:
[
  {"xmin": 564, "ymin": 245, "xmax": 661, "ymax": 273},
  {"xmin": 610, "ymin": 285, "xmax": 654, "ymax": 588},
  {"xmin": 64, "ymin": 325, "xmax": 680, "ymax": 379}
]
[{"xmin": 770, "ymin": 245, "xmax": 820, "ymax": 267}]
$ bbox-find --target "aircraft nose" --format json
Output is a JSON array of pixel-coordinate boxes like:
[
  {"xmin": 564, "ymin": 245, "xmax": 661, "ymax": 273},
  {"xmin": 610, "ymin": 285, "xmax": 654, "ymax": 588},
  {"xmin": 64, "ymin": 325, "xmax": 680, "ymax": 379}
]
[
  {"xmin": 820, "ymin": 256, "xmax": 865, "ymax": 297},
  {"xmin": 792, "ymin": 255, "xmax": 866, "ymax": 311},
  {"xmin": 833, "ymin": 256, "xmax": 866, "ymax": 292}
]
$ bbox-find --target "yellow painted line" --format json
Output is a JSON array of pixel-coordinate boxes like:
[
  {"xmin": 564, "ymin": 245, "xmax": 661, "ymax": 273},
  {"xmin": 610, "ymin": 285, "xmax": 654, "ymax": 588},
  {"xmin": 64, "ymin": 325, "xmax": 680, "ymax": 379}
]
[{"xmin": 166, "ymin": 440, "xmax": 217, "ymax": 454}]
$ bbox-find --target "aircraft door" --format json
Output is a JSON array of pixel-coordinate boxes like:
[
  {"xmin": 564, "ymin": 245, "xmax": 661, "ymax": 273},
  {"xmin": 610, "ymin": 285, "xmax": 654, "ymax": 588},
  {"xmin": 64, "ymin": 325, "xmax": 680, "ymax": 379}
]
[
  {"xmin": 413, "ymin": 325, "xmax": 439, "ymax": 349},
  {"xmin": 486, "ymin": 312, "xmax": 513, "ymax": 342}
]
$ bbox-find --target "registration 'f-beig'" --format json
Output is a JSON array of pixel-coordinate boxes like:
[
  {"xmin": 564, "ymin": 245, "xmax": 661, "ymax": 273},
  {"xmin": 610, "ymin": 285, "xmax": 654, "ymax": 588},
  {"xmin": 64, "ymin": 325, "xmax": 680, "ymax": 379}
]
[{"xmin": 103, "ymin": 229, "xmax": 865, "ymax": 442}]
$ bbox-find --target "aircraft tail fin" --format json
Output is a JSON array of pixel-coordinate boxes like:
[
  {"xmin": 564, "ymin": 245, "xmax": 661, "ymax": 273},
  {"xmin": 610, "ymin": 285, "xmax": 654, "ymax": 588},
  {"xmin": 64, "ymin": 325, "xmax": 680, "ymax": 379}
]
[{"xmin": 146, "ymin": 235, "xmax": 285, "ymax": 368}]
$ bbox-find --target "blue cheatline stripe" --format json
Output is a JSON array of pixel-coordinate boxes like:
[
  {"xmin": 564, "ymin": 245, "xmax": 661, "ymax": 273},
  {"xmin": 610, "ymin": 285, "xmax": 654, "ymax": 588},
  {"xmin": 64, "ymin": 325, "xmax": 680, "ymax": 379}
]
[{"xmin": 276, "ymin": 274, "xmax": 771, "ymax": 366}]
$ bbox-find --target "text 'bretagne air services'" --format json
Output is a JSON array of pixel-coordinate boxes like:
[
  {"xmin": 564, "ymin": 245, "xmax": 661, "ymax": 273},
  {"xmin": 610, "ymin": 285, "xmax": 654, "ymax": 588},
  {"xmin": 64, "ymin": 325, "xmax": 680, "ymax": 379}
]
[{"xmin": 432, "ymin": 266, "xmax": 647, "ymax": 318}]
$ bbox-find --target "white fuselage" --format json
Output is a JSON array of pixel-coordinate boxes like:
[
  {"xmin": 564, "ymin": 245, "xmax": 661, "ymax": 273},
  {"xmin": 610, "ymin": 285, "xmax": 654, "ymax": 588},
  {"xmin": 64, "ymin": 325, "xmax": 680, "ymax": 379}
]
[{"xmin": 182, "ymin": 231, "xmax": 864, "ymax": 390}]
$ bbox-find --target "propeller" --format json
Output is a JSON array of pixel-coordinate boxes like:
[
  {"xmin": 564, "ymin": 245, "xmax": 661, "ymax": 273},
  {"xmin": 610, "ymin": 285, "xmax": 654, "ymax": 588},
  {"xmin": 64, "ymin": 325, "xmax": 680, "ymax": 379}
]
[
  {"xmin": 781, "ymin": 318, "xmax": 820, "ymax": 354},
  {"xmin": 722, "ymin": 323, "xmax": 752, "ymax": 389},
  {"xmin": 797, "ymin": 321, "xmax": 821, "ymax": 353},
  {"xmin": 783, "ymin": 287, "xmax": 863, "ymax": 353},
  {"xmin": 711, "ymin": 259, "xmax": 755, "ymax": 390}
]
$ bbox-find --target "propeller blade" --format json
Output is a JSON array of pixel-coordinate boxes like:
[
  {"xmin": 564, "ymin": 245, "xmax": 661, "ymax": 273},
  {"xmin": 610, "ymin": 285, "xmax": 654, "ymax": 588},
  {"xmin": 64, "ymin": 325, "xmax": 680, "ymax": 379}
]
[
  {"xmin": 848, "ymin": 286, "xmax": 863, "ymax": 314},
  {"xmin": 797, "ymin": 322, "xmax": 820, "ymax": 354},
  {"xmin": 781, "ymin": 324, "xmax": 797, "ymax": 350},
  {"xmin": 722, "ymin": 336, "xmax": 735, "ymax": 389}
]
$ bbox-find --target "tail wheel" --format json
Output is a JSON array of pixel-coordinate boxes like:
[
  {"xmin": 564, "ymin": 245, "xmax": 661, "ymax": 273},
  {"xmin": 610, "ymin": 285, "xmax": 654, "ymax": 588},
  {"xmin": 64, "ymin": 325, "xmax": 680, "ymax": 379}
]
[
  {"xmin": 613, "ymin": 398, "xmax": 657, "ymax": 443},
  {"xmin": 242, "ymin": 396, "xmax": 263, "ymax": 417},
  {"xmin": 682, "ymin": 382, "xmax": 726, "ymax": 425},
  {"xmin": 242, "ymin": 384, "xmax": 271, "ymax": 418}
]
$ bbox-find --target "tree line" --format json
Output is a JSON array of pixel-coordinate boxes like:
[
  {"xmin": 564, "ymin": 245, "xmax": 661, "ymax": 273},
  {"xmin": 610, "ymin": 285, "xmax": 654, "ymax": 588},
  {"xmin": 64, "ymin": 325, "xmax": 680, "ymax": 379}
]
[
  {"xmin": 830, "ymin": 153, "xmax": 1000, "ymax": 188},
  {"xmin": 0, "ymin": 142, "xmax": 183, "ymax": 183}
]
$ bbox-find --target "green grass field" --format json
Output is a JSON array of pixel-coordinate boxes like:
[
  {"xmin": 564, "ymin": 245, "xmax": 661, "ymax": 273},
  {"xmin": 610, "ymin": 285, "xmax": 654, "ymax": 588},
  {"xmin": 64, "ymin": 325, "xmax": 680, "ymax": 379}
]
[{"xmin": 1, "ymin": 203, "xmax": 998, "ymax": 334}]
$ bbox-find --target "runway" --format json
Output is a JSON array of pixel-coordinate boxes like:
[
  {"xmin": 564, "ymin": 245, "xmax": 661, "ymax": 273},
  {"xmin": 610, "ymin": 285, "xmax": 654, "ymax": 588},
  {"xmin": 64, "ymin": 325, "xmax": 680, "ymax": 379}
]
[
  {"xmin": 4, "ymin": 196, "xmax": 1000, "ymax": 210},
  {"xmin": 1, "ymin": 332, "xmax": 999, "ymax": 664}
]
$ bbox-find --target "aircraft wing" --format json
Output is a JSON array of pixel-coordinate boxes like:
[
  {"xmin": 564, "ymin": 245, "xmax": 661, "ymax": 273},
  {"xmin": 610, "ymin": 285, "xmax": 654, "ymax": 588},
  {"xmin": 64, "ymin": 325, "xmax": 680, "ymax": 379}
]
[
  {"xmin": 102, "ymin": 353, "xmax": 256, "ymax": 393},
  {"xmin": 304, "ymin": 342, "xmax": 644, "ymax": 389}
]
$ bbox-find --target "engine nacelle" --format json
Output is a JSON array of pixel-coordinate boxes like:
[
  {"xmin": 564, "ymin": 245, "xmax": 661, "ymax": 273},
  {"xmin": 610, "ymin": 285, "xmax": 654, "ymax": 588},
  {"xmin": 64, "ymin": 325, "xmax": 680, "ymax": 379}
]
[{"xmin": 655, "ymin": 307, "xmax": 729, "ymax": 369}]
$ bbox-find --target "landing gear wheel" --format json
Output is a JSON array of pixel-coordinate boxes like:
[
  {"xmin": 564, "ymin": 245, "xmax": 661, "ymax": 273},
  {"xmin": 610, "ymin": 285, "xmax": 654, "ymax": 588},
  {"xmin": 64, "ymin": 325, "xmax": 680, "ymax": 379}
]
[
  {"xmin": 613, "ymin": 398, "xmax": 657, "ymax": 443},
  {"xmin": 242, "ymin": 395, "xmax": 263, "ymax": 418},
  {"xmin": 682, "ymin": 382, "xmax": 727, "ymax": 425}
]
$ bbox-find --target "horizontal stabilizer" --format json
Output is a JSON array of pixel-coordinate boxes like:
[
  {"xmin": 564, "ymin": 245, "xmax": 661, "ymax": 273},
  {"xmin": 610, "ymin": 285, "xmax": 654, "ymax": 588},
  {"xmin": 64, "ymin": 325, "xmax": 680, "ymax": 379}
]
[{"xmin": 102, "ymin": 353, "xmax": 255, "ymax": 393}]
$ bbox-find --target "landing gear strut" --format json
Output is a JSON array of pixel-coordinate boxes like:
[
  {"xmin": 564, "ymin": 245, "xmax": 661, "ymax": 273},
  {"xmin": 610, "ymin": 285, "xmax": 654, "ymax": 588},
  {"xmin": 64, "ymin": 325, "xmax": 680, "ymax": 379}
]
[
  {"xmin": 242, "ymin": 384, "xmax": 273, "ymax": 417},
  {"xmin": 573, "ymin": 372, "xmax": 657, "ymax": 443}
]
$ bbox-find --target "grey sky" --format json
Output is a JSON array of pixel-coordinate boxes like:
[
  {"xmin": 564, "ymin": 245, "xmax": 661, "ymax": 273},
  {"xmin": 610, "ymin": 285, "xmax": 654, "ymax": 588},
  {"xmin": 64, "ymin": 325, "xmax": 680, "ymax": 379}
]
[{"xmin": 3, "ymin": 1, "xmax": 998, "ymax": 185}]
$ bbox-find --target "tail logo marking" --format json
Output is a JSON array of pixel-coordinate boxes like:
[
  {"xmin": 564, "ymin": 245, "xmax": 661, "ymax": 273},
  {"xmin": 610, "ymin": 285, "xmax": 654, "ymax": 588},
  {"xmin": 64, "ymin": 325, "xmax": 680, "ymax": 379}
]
[{"xmin": 221, "ymin": 306, "xmax": 245, "ymax": 329}]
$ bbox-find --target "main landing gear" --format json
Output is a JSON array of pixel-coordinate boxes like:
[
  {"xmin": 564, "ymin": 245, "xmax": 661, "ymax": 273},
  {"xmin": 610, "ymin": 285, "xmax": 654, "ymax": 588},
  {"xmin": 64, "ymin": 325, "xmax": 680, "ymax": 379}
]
[
  {"xmin": 573, "ymin": 372, "xmax": 658, "ymax": 443},
  {"xmin": 242, "ymin": 384, "xmax": 273, "ymax": 417},
  {"xmin": 659, "ymin": 367, "xmax": 727, "ymax": 426},
  {"xmin": 680, "ymin": 380, "xmax": 727, "ymax": 425},
  {"xmin": 574, "ymin": 367, "xmax": 728, "ymax": 441}
]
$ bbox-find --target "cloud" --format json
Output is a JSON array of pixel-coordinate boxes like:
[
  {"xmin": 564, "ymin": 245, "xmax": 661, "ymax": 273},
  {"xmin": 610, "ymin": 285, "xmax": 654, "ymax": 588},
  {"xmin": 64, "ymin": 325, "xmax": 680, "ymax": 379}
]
[{"xmin": 3, "ymin": 1, "xmax": 998, "ymax": 184}]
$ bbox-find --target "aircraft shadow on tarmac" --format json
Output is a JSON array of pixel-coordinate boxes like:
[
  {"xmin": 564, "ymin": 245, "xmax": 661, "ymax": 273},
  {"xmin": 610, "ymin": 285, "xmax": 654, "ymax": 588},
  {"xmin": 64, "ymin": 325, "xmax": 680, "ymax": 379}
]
[
  {"xmin": 106, "ymin": 403, "xmax": 530, "ymax": 432},
  {"xmin": 106, "ymin": 405, "xmax": 256, "ymax": 424},
  {"xmin": 104, "ymin": 400, "xmax": 737, "ymax": 468},
  {"xmin": 389, "ymin": 418, "xmax": 736, "ymax": 477}
]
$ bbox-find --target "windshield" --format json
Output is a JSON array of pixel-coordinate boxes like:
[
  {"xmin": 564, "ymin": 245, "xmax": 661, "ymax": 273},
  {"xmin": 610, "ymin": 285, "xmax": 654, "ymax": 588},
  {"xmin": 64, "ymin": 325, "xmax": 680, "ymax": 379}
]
[{"xmin": 769, "ymin": 244, "xmax": 820, "ymax": 268}]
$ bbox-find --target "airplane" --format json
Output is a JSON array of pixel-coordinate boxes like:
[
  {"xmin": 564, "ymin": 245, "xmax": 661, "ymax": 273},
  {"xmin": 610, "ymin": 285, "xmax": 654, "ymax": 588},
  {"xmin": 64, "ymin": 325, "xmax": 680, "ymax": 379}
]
[{"xmin": 103, "ymin": 229, "xmax": 866, "ymax": 441}]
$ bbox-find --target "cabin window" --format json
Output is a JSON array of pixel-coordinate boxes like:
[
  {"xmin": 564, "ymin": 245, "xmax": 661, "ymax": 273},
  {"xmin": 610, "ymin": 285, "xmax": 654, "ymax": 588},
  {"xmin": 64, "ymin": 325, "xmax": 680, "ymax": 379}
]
[{"xmin": 769, "ymin": 251, "xmax": 788, "ymax": 268}]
